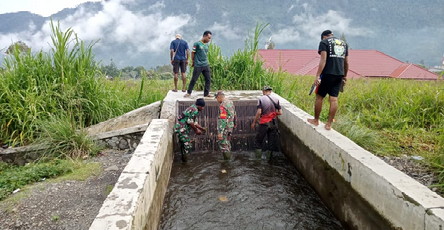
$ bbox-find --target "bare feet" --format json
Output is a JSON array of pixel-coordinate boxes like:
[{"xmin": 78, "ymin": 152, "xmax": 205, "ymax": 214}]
[
  {"xmin": 325, "ymin": 123, "xmax": 332, "ymax": 130},
  {"xmin": 182, "ymin": 89, "xmax": 186, "ymax": 92},
  {"xmin": 184, "ymin": 93, "xmax": 191, "ymax": 98},
  {"xmin": 307, "ymin": 118, "xmax": 319, "ymax": 126}
]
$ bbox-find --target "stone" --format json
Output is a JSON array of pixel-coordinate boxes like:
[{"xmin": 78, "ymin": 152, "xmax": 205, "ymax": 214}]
[
  {"xmin": 118, "ymin": 139, "xmax": 129, "ymax": 150},
  {"xmin": 105, "ymin": 165, "xmax": 119, "ymax": 171}
]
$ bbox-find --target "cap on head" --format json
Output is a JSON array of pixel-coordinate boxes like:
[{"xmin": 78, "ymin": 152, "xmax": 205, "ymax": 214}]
[
  {"xmin": 175, "ymin": 34, "xmax": 182, "ymax": 39},
  {"xmin": 215, "ymin": 90, "xmax": 225, "ymax": 98},
  {"xmin": 262, "ymin": 85, "xmax": 273, "ymax": 91},
  {"xmin": 321, "ymin": 30, "xmax": 332, "ymax": 40},
  {"xmin": 195, "ymin": 98, "xmax": 205, "ymax": 107}
]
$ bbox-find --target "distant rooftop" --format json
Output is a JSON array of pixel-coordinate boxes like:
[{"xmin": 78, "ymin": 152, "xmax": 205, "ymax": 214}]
[{"xmin": 258, "ymin": 49, "xmax": 439, "ymax": 80}]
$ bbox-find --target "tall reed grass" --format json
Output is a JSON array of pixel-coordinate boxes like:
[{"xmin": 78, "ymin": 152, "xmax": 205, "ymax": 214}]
[{"xmin": 0, "ymin": 21, "xmax": 169, "ymax": 148}]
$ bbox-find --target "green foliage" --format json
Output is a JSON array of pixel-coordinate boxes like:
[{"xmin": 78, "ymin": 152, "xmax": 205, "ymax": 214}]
[
  {"xmin": 5, "ymin": 41, "xmax": 31, "ymax": 54},
  {"xmin": 0, "ymin": 21, "xmax": 168, "ymax": 147},
  {"xmin": 0, "ymin": 159, "xmax": 76, "ymax": 201},
  {"xmin": 193, "ymin": 23, "xmax": 283, "ymax": 93},
  {"xmin": 100, "ymin": 60, "xmax": 121, "ymax": 77},
  {"xmin": 37, "ymin": 115, "xmax": 101, "ymax": 159}
]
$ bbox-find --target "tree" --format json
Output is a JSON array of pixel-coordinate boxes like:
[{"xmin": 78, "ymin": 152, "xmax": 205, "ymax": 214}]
[
  {"xmin": 265, "ymin": 36, "xmax": 275, "ymax": 49},
  {"xmin": 5, "ymin": 41, "xmax": 30, "ymax": 54},
  {"xmin": 100, "ymin": 59, "xmax": 120, "ymax": 77},
  {"xmin": 340, "ymin": 33, "xmax": 351, "ymax": 49}
]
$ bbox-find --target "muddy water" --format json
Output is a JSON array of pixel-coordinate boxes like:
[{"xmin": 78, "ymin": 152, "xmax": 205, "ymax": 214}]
[{"xmin": 159, "ymin": 151, "xmax": 344, "ymax": 229}]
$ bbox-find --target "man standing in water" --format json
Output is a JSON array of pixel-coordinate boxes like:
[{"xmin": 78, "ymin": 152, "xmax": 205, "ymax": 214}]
[
  {"xmin": 251, "ymin": 86, "xmax": 282, "ymax": 161},
  {"xmin": 174, "ymin": 98, "xmax": 207, "ymax": 162},
  {"xmin": 307, "ymin": 30, "xmax": 349, "ymax": 130},
  {"xmin": 215, "ymin": 91, "xmax": 237, "ymax": 160},
  {"xmin": 184, "ymin": 31, "xmax": 212, "ymax": 98},
  {"xmin": 170, "ymin": 34, "xmax": 189, "ymax": 92}
]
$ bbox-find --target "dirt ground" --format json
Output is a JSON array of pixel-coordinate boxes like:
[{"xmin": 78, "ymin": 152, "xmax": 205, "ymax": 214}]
[
  {"xmin": 0, "ymin": 150, "xmax": 438, "ymax": 230},
  {"xmin": 0, "ymin": 149, "xmax": 132, "ymax": 230}
]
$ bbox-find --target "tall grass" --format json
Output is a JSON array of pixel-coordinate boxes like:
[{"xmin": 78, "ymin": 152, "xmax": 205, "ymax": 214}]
[
  {"xmin": 281, "ymin": 76, "xmax": 443, "ymax": 155},
  {"xmin": 0, "ymin": 21, "xmax": 169, "ymax": 147},
  {"xmin": 194, "ymin": 23, "xmax": 283, "ymax": 93}
]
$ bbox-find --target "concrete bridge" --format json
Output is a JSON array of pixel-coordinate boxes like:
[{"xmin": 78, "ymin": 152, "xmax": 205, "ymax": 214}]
[{"xmin": 87, "ymin": 91, "xmax": 444, "ymax": 230}]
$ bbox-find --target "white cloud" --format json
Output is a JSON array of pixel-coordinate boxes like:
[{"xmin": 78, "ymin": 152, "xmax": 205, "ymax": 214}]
[
  {"xmin": 148, "ymin": 1, "xmax": 166, "ymax": 11},
  {"xmin": 0, "ymin": 0, "xmax": 192, "ymax": 56},
  {"xmin": 209, "ymin": 22, "xmax": 243, "ymax": 40},
  {"xmin": 275, "ymin": 5, "xmax": 370, "ymax": 45}
]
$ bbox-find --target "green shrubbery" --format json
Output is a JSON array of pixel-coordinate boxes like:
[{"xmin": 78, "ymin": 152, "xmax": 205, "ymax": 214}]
[{"xmin": 0, "ymin": 160, "xmax": 74, "ymax": 201}]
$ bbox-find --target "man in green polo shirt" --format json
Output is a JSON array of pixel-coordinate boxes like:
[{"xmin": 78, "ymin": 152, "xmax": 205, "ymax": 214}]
[{"xmin": 184, "ymin": 30, "xmax": 212, "ymax": 98}]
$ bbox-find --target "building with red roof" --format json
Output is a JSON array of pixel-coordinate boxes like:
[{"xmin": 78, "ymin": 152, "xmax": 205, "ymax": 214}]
[{"xmin": 258, "ymin": 49, "xmax": 439, "ymax": 80}]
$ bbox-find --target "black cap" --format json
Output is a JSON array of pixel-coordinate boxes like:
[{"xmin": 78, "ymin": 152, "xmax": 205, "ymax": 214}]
[
  {"xmin": 195, "ymin": 98, "xmax": 205, "ymax": 107},
  {"xmin": 321, "ymin": 30, "xmax": 332, "ymax": 40}
]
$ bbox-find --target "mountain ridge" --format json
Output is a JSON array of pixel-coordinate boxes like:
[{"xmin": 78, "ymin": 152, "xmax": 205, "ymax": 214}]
[{"xmin": 0, "ymin": 0, "xmax": 443, "ymax": 68}]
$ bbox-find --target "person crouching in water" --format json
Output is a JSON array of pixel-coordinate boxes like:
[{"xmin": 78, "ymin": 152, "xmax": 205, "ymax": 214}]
[
  {"xmin": 215, "ymin": 91, "xmax": 237, "ymax": 160},
  {"xmin": 174, "ymin": 98, "xmax": 207, "ymax": 162},
  {"xmin": 251, "ymin": 86, "xmax": 282, "ymax": 161}
]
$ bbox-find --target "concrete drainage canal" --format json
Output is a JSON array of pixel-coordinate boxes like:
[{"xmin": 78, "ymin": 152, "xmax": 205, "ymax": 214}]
[{"xmin": 90, "ymin": 91, "xmax": 444, "ymax": 230}]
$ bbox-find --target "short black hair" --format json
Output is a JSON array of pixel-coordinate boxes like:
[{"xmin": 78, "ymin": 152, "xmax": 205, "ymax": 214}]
[
  {"xmin": 321, "ymin": 30, "xmax": 332, "ymax": 40},
  {"xmin": 203, "ymin": 31, "xmax": 212, "ymax": 37},
  {"xmin": 195, "ymin": 98, "xmax": 205, "ymax": 107}
]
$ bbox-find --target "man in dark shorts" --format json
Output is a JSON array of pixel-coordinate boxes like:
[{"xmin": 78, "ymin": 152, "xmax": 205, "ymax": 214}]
[
  {"xmin": 251, "ymin": 86, "xmax": 282, "ymax": 161},
  {"xmin": 170, "ymin": 34, "xmax": 189, "ymax": 92},
  {"xmin": 307, "ymin": 30, "xmax": 349, "ymax": 130},
  {"xmin": 184, "ymin": 31, "xmax": 212, "ymax": 98}
]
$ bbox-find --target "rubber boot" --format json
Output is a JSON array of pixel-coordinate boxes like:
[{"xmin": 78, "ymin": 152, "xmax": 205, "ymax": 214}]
[
  {"xmin": 266, "ymin": 151, "xmax": 273, "ymax": 162},
  {"xmin": 181, "ymin": 151, "xmax": 188, "ymax": 162},
  {"xmin": 222, "ymin": 151, "xmax": 232, "ymax": 161},
  {"xmin": 254, "ymin": 149, "xmax": 262, "ymax": 160}
]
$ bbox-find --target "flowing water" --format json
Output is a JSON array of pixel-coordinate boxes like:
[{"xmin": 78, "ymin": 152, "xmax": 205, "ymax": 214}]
[{"xmin": 159, "ymin": 151, "xmax": 344, "ymax": 230}]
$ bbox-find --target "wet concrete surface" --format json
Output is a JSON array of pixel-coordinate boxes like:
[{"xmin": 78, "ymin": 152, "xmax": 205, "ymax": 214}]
[{"xmin": 159, "ymin": 151, "xmax": 344, "ymax": 230}]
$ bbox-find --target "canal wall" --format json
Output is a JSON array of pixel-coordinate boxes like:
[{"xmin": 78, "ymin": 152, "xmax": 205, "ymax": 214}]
[
  {"xmin": 275, "ymin": 94, "xmax": 444, "ymax": 230},
  {"xmin": 89, "ymin": 119, "xmax": 172, "ymax": 230}
]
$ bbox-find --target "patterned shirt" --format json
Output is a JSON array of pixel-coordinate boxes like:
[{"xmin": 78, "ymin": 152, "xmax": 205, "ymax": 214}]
[
  {"xmin": 217, "ymin": 99, "xmax": 236, "ymax": 134},
  {"xmin": 174, "ymin": 104, "xmax": 199, "ymax": 133}
]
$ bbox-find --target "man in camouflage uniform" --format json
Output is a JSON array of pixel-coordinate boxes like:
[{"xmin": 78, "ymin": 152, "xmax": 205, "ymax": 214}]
[
  {"xmin": 215, "ymin": 91, "xmax": 237, "ymax": 160},
  {"xmin": 174, "ymin": 98, "xmax": 207, "ymax": 162}
]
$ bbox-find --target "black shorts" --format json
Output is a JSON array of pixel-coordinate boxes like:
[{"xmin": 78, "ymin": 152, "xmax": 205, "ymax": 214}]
[
  {"xmin": 173, "ymin": 60, "xmax": 187, "ymax": 73},
  {"xmin": 317, "ymin": 74, "xmax": 343, "ymax": 97}
]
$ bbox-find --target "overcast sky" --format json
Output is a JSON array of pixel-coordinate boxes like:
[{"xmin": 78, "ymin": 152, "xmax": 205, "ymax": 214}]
[{"xmin": 0, "ymin": 0, "xmax": 102, "ymax": 17}]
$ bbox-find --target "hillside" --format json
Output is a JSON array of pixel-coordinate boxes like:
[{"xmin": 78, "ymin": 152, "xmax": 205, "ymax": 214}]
[{"xmin": 0, "ymin": 0, "xmax": 443, "ymax": 68}]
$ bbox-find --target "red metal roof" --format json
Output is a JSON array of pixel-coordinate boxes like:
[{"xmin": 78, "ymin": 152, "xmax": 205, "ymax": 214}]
[{"xmin": 258, "ymin": 49, "xmax": 439, "ymax": 80}]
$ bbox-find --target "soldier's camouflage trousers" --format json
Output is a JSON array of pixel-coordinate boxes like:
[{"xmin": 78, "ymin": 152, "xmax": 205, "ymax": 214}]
[
  {"xmin": 177, "ymin": 132, "xmax": 191, "ymax": 162},
  {"xmin": 218, "ymin": 131, "xmax": 232, "ymax": 159}
]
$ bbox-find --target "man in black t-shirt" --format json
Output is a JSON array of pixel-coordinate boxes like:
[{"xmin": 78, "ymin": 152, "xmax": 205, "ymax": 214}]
[{"xmin": 307, "ymin": 30, "xmax": 349, "ymax": 130}]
